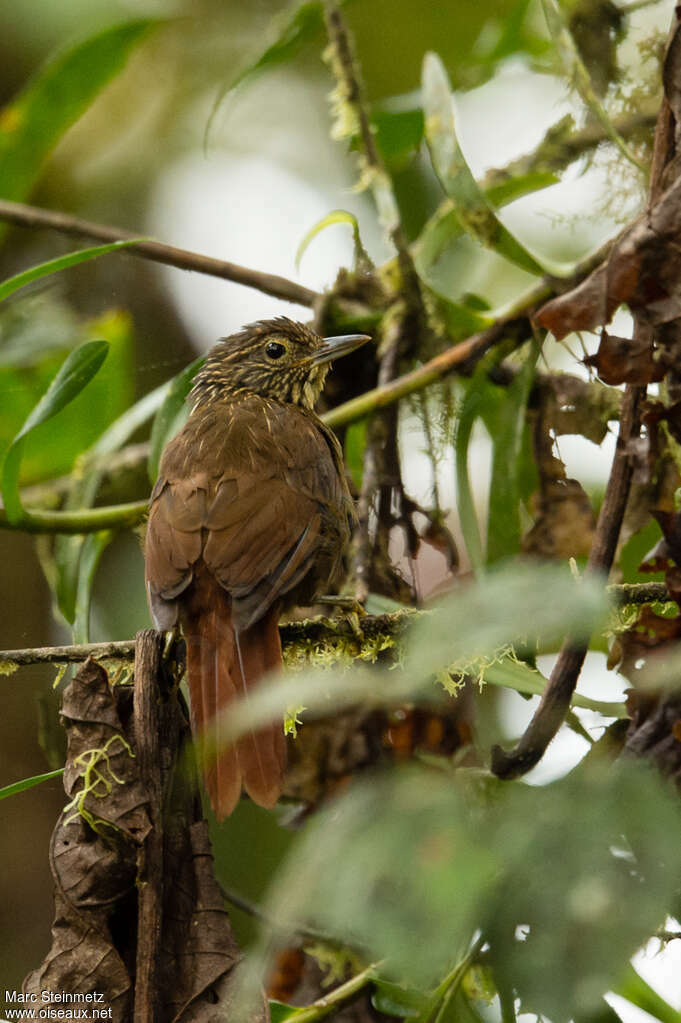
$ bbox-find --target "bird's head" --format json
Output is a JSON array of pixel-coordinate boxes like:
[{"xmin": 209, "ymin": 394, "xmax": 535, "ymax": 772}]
[{"xmin": 190, "ymin": 317, "xmax": 370, "ymax": 410}]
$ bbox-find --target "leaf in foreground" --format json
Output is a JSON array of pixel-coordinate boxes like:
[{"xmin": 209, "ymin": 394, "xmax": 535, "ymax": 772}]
[
  {"xmin": 259, "ymin": 762, "xmax": 678, "ymax": 1021},
  {"xmin": 1, "ymin": 340, "xmax": 109, "ymax": 524}
]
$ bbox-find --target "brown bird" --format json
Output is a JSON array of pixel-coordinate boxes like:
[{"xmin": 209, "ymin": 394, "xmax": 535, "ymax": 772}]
[{"xmin": 144, "ymin": 317, "xmax": 369, "ymax": 818}]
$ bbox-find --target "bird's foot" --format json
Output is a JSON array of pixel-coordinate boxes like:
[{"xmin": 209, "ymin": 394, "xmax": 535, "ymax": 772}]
[{"xmin": 316, "ymin": 595, "xmax": 366, "ymax": 641}]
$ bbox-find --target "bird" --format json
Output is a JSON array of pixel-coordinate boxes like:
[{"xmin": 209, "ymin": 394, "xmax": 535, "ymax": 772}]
[{"xmin": 144, "ymin": 317, "xmax": 370, "ymax": 818}]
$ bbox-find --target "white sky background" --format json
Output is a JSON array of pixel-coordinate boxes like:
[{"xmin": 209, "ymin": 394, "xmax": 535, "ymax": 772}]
[{"xmin": 147, "ymin": 4, "xmax": 681, "ymax": 1017}]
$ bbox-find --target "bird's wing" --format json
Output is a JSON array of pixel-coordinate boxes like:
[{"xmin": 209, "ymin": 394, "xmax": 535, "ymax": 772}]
[{"xmin": 145, "ymin": 402, "xmax": 348, "ymax": 629}]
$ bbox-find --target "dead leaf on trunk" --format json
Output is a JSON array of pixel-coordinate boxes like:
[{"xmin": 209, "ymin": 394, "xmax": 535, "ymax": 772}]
[
  {"xmin": 536, "ymin": 21, "xmax": 681, "ymax": 342},
  {"xmin": 522, "ymin": 477, "xmax": 596, "ymax": 560},
  {"xmin": 584, "ymin": 331, "xmax": 666, "ymax": 385},
  {"xmin": 23, "ymin": 655, "xmax": 256, "ymax": 1023}
]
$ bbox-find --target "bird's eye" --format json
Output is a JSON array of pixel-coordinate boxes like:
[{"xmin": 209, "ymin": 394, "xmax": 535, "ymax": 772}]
[{"xmin": 265, "ymin": 341, "xmax": 287, "ymax": 360}]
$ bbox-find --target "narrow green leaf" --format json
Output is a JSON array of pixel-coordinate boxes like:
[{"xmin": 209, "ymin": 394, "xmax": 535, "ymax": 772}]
[
  {"xmin": 2, "ymin": 340, "xmax": 109, "ymax": 524},
  {"xmin": 421, "ymin": 52, "xmax": 545, "ymax": 277},
  {"xmin": 148, "ymin": 356, "xmax": 204, "ymax": 483},
  {"xmin": 205, "ymin": 0, "xmax": 324, "ymax": 146},
  {"xmin": 371, "ymin": 107, "xmax": 425, "ymax": 170},
  {"xmin": 486, "ymin": 342, "xmax": 539, "ymax": 564},
  {"xmin": 344, "ymin": 418, "xmax": 367, "ymax": 490},
  {"xmin": 613, "ymin": 965, "xmax": 680, "ymax": 1023},
  {"xmin": 414, "ymin": 171, "xmax": 558, "ymax": 278},
  {"xmin": 454, "ymin": 381, "xmax": 485, "ymax": 574},
  {"xmin": 0, "ymin": 20, "xmax": 156, "ymax": 212},
  {"xmin": 296, "ymin": 209, "xmax": 371, "ymax": 272},
  {"xmin": 54, "ymin": 337, "xmax": 158, "ymax": 625},
  {"xmin": 482, "ymin": 656, "xmax": 626, "ymax": 717},
  {"xmin": 268, "ymin": 1002, "xmax": 304, "ymax": 1023},
  {"xmin": 0, "ymin": 767, "xmax": 64, "ymax": 801},
  {"xmin": 0, "ymin": 240, "xmax": 145, "ymax": 303},
  {"xmin": 72, "ymin": 530, "xmax": 114, "ymax": 643},
  {"xmin": 371, "ymin": 979, "xmax": 429, "ymax": 1019}
]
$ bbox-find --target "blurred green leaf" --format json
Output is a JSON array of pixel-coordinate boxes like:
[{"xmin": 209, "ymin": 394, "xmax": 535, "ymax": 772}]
[
  {"xmin": 267, "ymin": 1002, "xmax": 302, "ymax": 1023},
  {"xmin": 0, "ymin": 20, "xmax": 156, "ymax": 212},
  {"xmin": 296, "ymin": 209, "xmax": 371, "ymax": 272},
  {"xmin": 148, "ymin": 356, "xmax": 204, "ymax": 483},
  {"xmin": 72, "ymin": 530, "xmax": 113, "ymax": 643},
  {"xmin": 421, "ymin": 52, "xmax": 545, "ymax": 276},
  {"xmin": 1, "ymin": 339, "xmax": 109, "ymax": 524},
  {"xmin": 261, "ymin": 763, "xmax": 678, "ymax": 1017},
  {"xmin": 482, "ymin": 656, "xmax": 626, "ymax": 718},
  {"xmin": 414, "ymin": 166, "xmax": 558, "ymax": 279},
  {"xmin": 55, "ymin": 361, "xmax": 163, "ymax": 626},
  {"xmin": 0, "ymin": 240, "xmax": 144, "ymax": 303},
  {"xmin": 613, "ymin": 965, "xmax": 680, "ymax": 1023},
  {"xmin": 204, "ymin": 563, "xmax": 610, "ymax": 754},
  {"xmin": 0, "ymin": 767, "xmax": 64, "ymax": 801},
  {"xmin": 454, "ymin": 380, "xmax": 485, "ymax": 574},
  {"xmin": 485, "ymin": 170, "xmax": 558, "ymax": 209},
  {"xmin": 344, "ymin": 418, "xmax": 367, "ymax": 490},
  {"xmin": 371, "ymin": 979, "xmax": 430, "ymax": 1018},
  {"xmin": 371, "ymin": 107, "xmax": 425, "ymax": 170},
  {"xmin": 486, "ymin": 342, "xmax": 538, "ymax": 564},
  {"xmin": 403, "ymin": 562, "xmax": 608, "ymax": 682},
  {"xmin": 205, "ymin": 0, "xmax": 326, "ymax": 145},
  {"xmin": 487, "ymin": 765, "xmax": 680, "ymax": 1021}
]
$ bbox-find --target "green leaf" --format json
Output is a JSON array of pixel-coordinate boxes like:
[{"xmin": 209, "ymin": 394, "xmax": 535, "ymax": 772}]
[
  {"xmin": 263, "ymin": 762, "xmax": 679, "ymax": 1016},
  {"xmin": 371, "ymin": 107, "xmax": 425, "ymax": 170},
  {"xmin": 482, "ymin": 656, "xmax": 626, "ymax": 718},
  {"xmin": 486, "ymin": 341, "xmax": 538, "ymax": 564},
  {"xmin": 148, "ymin": 356, "xmax": 204, "ymax": 483},
  {"xmin": 205, "ymin": 0, "xmax": 325, "ymax": 145},
  {"xmin": 0, "ymin": 240, "xmax": 145, "ymax": 303},
  {"xmin": 454, "ymin": 381, "xmax": 485, "ymax": 574},
  {"xmin": 421, "ymin": 52, "xmax": 545, "ymax": 276},
  {"xmin": 403, "ymin": 561, "xmax": 608, "ymax": 683},
  {"xmin": 0, "ymin": 767, "xmax": 64, "ymax": 801},
  {"xmin": 1, "ymin": 340, "xmax": 109, "ymax": 524},
  {"xmin": 613, "ymin": 965, "xmax": 680, "ymax": 1023},
  {"xmin": 487, "ymin": 765, "xmax": 680, "ymax": 1021},
  {"xmin": 371, "ymin": 979, "xmax": 429, "ymax": 1019},
  {"xmin": 344, "ymin": 418, "xmax": 367, "ymax": 490},
  {"xmin": 72, "ymin": 530, "xmax": 113, "ymax": 643},
  {"xmin": 296, "ymin": 209, "xmax": 371, "ymax": 272},
  {"xmin": 54, "ymin": 381, "xmax": 167, "ymax": 625},
  {"xmin": 268, "ymin": 1002, "xmax": 303, "ymax": 1023},
  {"xmin": 0, "ymin": 20, "xmax": 156, "ymax": 213},
  {"xmin": 203, "ymin": 563, "xmax": 610, "ymax": 756}
]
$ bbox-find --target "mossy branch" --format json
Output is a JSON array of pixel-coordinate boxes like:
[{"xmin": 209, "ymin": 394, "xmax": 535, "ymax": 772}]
[{"xmin": 0, "ymin": 583, "xmax": 670, "ymax": 667}]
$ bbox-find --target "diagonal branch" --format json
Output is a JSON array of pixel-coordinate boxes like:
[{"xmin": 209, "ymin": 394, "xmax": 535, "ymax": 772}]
[{"xmin": 0, "ymin": 199, "xmax": 318, "ymax": 307}]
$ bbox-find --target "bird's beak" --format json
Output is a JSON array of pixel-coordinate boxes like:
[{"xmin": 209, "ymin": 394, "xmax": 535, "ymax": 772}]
[{"xmin": 312, "ymin": 333, "xmax": 371, "ymax": 365}]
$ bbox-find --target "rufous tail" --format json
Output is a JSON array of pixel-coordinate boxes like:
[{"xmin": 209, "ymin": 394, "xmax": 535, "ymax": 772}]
[{"xmin": 181, "ymin": 568, "xmax": 286, "ymax": 818}]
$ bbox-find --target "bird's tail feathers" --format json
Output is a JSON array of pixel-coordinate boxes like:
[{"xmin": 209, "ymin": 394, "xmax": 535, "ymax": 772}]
[{"xmin": 182, "ymin": 572, "xmax": 285, "ymax": 818}]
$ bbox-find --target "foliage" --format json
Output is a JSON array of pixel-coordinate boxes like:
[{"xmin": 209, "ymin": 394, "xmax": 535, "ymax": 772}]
[{"xmin": 1, "ymin": 0, "xmax": 680, "ymax": 1020}]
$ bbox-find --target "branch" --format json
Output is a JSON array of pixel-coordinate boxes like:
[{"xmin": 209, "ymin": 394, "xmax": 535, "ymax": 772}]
[
  {"xmin": 480, "ymin": 101, "xmax": 658, "ymax": 194},
  {"xmin": 0, "ymin": 583, "xmax": 669, "ymax": 666},
  {"xmin": 0, "ymin": 499, "xmax": 148, "ymax": 533},
  {"xmin": 0, "ymin": 199, "xmax": 318, "ymax": 307},
  {"xmin": 490, "ymin": 26, "xmax": 676, "ymax": 778}
]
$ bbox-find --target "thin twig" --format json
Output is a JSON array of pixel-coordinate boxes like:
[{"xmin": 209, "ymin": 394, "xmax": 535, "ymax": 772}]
[
  {"xmin": 0, "ymin": 199, "xmax": 317, "ymax": 307},
  {"xmin": 219, "ymin": 885, "xmax": 345, "ymax": 947}
]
